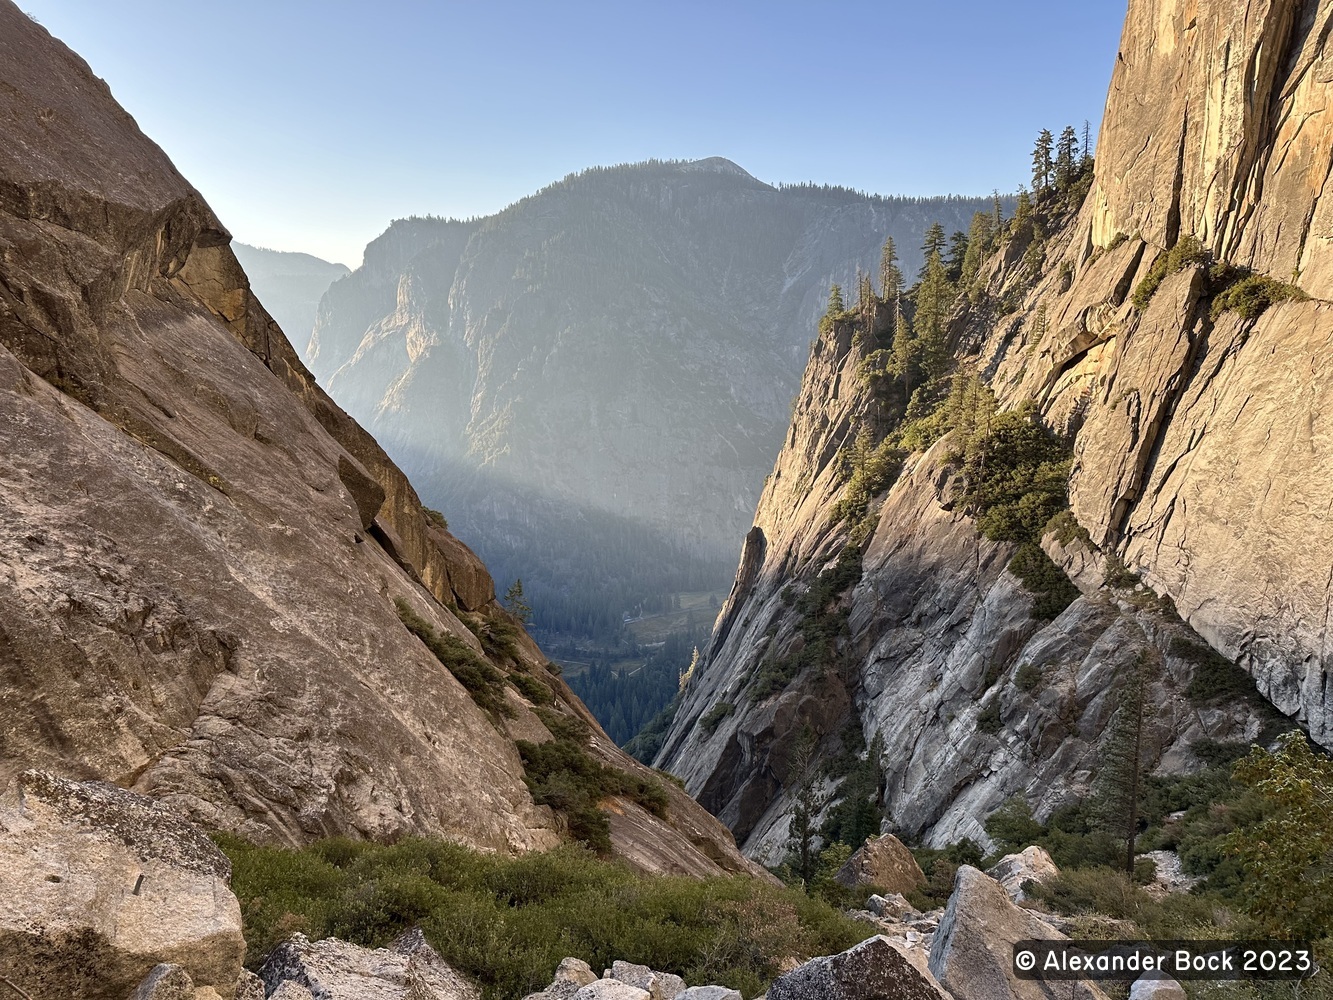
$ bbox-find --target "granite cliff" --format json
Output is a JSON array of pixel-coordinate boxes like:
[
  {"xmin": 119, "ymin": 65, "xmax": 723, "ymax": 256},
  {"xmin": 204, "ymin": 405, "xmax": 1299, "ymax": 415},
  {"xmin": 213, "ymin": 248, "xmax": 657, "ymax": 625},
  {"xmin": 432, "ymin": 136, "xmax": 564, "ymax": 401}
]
[
  {"xmin": 657, "ymin": 0, "xmax": 1331, "ymax": 859},
  {"xmin": 0, "ymin": 0, "xmax": 759, "ymax": 880}
]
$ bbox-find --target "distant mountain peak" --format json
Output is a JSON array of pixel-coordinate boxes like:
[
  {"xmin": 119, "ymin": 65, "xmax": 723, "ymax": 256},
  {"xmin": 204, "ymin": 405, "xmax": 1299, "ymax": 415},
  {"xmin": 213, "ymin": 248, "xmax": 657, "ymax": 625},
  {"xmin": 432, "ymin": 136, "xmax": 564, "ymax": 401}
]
[{"xmin": 684, "ymin": 156, "xmax": 754, "ymax": 178}]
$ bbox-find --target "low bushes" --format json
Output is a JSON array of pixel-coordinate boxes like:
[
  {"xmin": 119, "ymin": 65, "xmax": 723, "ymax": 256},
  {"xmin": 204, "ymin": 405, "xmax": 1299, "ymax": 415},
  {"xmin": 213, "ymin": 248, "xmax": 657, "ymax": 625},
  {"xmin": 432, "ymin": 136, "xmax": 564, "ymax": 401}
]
[
  {"xmin": 219, "ymin": 835, "xmax": 866, "ymax": 1000},
  {"xmin": 517, "ymin": 706, "xmax": 668, "ymax": 854}
]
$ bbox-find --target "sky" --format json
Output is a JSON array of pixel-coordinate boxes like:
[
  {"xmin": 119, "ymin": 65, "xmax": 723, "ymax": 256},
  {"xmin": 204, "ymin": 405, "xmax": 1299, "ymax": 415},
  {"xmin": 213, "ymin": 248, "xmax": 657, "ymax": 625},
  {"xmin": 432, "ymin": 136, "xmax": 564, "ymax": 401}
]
[{"xmin": 24, "ymin": 1, "xmax": 1128, "ymax": 267}]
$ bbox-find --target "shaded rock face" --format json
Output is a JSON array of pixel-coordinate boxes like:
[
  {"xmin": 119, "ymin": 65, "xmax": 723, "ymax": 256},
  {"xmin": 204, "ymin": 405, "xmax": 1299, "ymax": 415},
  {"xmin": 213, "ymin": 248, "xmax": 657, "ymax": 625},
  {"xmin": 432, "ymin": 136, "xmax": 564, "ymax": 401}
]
[
  {"xmin": 928, "ymin": 866, "xmax": 1107, "ymax": 1000},
  {"xmin": 768, "ymin": 935, "xmax": 950, "ymax": 1000},
  {"xmin": 657, "ymin": 0, "xmax": 1329, "ymax": 857},
  {"xmin": 833, "ymin": 835, "xmax": 927, "ymax": 896},
  {"xmin": 0, "ymin": 1, "xmax": 757, "ymax": 879},
  {"xmin": 0, "ymin": 772, "xmax": 243, "ymax": 1000}
]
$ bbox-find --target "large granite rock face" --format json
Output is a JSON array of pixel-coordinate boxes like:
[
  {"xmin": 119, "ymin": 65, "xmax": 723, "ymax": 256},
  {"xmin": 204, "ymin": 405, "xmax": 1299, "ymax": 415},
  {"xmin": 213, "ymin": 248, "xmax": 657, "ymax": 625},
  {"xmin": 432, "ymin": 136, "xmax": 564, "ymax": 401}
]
[
  {"xmin": 0, "ymin": 772, "xmax": 243, "ymax": 1000},
  {"xmin": 0, "ymin": 0, "xmax": 758, "ymax": 879},
  {"xmin": 656, "ymin": 0, "xmax": 1329, "ymax": 857},
  {"xmin": 768, "ymin": 935, "xmax": 950, "ymax": 1000},
  {"xmin": 1090, "ymin": 0, "xmax": 1333, "ymax": 297}
]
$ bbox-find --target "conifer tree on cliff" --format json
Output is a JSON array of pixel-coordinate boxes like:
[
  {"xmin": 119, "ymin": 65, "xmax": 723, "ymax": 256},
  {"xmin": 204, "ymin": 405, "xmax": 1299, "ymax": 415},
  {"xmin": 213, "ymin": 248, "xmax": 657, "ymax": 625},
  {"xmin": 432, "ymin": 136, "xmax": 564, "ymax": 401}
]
[
  {"xmin": 1055, "ymin": 125, "xmax": 1080, "ymax": 190},
  {"xmin": 1032, "ymin": 128, "xmax": 1054, "ymax": 192}
]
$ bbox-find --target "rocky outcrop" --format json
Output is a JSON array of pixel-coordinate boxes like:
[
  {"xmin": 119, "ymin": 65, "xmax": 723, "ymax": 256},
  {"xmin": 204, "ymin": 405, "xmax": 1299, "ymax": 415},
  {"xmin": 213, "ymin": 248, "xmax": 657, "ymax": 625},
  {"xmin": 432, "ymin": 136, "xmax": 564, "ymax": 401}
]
[
  {"xmin": 833, "ymin": 834, "xmax": 927, "ymax": 895},
  {"xmin": 768, "ymin": 936, "xmax": 950, "ymax": 1000},
  {"xmin": 656, "ymin": 0, "xmax": 1329, "ymax": 857},
  {"xmin": 0, "ymin": 772, "xmax": 244, "ymax": 1000},
  {"xmin": 1090, "ymin": 0, "xmax": 1333, "ymax": 296},
  {"xmin": 0, "ymin": 0, "xmax": 756, "ymax": 879},
  {"xmin": 928, "ymin": 866, "xmax": 1107, "ymax": 1000},
  {"xmin": 259, "ymin": 931, "xmax": 479, "ymax": 1000},
  {"xmin": 524, "ymin": 960, "xmax": 732, "ymax": 1000}
]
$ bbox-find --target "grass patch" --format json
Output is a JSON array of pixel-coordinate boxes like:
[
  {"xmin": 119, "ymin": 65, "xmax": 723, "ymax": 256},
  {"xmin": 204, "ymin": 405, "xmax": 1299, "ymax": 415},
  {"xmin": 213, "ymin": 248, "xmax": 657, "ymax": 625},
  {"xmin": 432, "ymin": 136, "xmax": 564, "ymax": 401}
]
[
  {"xmin": 395, "ymin": 599, "xmax": 512, "ymax": 719},
  {"xmin": 218, "ymin": 835, "xmax": 867, "ymax": 1000}
]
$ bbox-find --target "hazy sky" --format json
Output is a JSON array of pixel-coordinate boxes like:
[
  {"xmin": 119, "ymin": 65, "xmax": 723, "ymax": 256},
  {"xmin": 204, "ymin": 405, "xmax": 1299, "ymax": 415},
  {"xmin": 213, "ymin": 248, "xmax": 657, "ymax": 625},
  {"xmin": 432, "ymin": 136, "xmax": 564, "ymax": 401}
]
[{"xmin": 25, "ymin": 1, "xmax": 1127, "ymax": 267}]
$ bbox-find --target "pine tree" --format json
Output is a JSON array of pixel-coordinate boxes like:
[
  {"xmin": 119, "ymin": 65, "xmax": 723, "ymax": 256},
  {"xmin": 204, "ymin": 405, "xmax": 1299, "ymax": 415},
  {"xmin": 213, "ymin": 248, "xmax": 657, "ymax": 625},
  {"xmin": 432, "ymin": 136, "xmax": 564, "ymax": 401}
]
[
  {"xmin": 919, "ymin": 223, "xmax": 947, "ymax": 279},
  {"xmin": 1081, "ymin": 119, "xmax": 1093, "ymax": 168},
  {"xmin": 945, "ymin": 230, "xmax": 969, "ymax": 284},
  {"xmin": 879, "ymin": 236, "xmax": 903, "ymax": 301},
  {"xmin": 504, "ymin": 578, "xmax": 532, "ymax": 623},
  {"xmin": 1031, "ymin": 129, "xmax": 1054, "ymax": 192},
  {"xmin": 1094, "ymin": 652, "xmax": 1156, "ymax": 875},
  {"xmin": 888, "ymin": 305, "xmax": 918, "ymax": 393},
  {"xmin": 786, "ymin": 727, "xmax": 828, "ymax": 887},
  {"xmin": 960, "ymin": 211, "xmax": 996, "ymax": 289},
  {"xmin": 1055, "ymin": 126, "xmax": 1080, "ymax": 190},
  {"xmin": 827, "ymin": 283, "xmax": 845, "ymax": 316},
  {"xmin": 913, "ymin": 250, "xmax": 953, "ymax": 382}
]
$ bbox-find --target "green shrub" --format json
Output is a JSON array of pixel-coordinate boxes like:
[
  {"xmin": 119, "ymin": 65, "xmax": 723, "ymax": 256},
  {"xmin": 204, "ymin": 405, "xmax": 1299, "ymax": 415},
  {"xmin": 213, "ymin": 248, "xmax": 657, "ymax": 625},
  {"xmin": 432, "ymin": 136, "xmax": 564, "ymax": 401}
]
[
  {"xmin": 518, "ymin": 706, "xmax": 669, "ymax": 853},
  {"xmin": 1015, "ymin": 662, "xmax": 1044, "ymax": 692},
  {"xmin": 1102, "ymin": 555, "xmax": 1140, "ymax": 589},
  {"xmin": 751, "ymin": 547, "xmax": 862, "ymax": 703},
  {"xmin": 958, "ymin": 405, "xmax": 1072, "ymax": 544},
  {"xmin": 976, "ymin": 698, "xmax": 1003, "ymax": 734},
  {"xmin": 1009, "ymin": 543, "xmax": 1080, "ymax": 620},
  {"xmin": 423, "ymin": 508, "xmax": 448, "ymax": 530},
  {"xmin": 699, "ymin": 701, "xmax": 735, "ymax": 736},
  {"xmin": 395, "ymin": 599, "xmax": 512, "ymax": 718},
  {"xmin": 1131, "ymin": 235, "xmax": 1208, "ymax": 310},
  {"xmin": 1168, "ymin": 636, "xmax": 1255, "ymax": 704},
  {"xmin": 508, "ymin": 672, "xmax": 553, "ymax": 706},
  {"xmin": 1209, "ymin": 273, "xmax": 1308, "ymax": 320},
  {"xmin": 1046, "ymin": 509, "xmax": 1091, "ymax": 547},
  {"xmin": 984, "ymin": 796, "xmax": 1045, "ymax": 853},
  {"xmin": 219, "ymin": 836, "xmax": 866, "ymax": 1000}
]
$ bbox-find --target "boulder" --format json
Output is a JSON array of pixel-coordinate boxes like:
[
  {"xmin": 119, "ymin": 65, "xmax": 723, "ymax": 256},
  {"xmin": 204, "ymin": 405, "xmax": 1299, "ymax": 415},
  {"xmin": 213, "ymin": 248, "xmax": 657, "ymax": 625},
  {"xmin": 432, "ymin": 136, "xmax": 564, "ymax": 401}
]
[
  {"xmin": 928, "ymin": 866, "xmax": 1108, "ymax": 1000},
  {"xmin": 129, "ymin": 965, "xmax": 195, "ymax": 1000},
  {"xmin": 866, "ymin": 893, "xmax": 916, "ymax": 920},
  {"xmin": 236, "ymin": 970, "xmax": 267, "ymax": 1000},
  {"xmin": 0, "ymin": 771, "xmax": 244, "ymax": 1000},
  {"xmin": 833, "ymin": 835, "xmax": 928, "ymax": 895},
  {"xmin": 605, "ymin": 961, "xmax": 686, "ymax": 1000},
  {"xmin": 259, "ymin": 931, "xmax": 479, "ymax": 999},
  {"xmin": 985, "ymin": 846, "xmax": 1060, "ymax": 902},
  {"xmin": 1129, "ymin": 977, "xmax": 1187, "ymax": 1000},
  {"xmin": 571, "ymin": 983, "xmax": 651, "ymax": 1000},
  {"xmin": 556, "ymin": 958, "xmax": 600, "ymax": 987},
  {"xmin": 271, "ymin": 985, "xmax": 317, "ymax": 1000},
  {"xmin": 768, "ymin": 935, "xmax": 950, "ymax": 1000},
  {"xmin": 676, "ymin": 989, "xmax": 742, "ymax": 1000}
]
